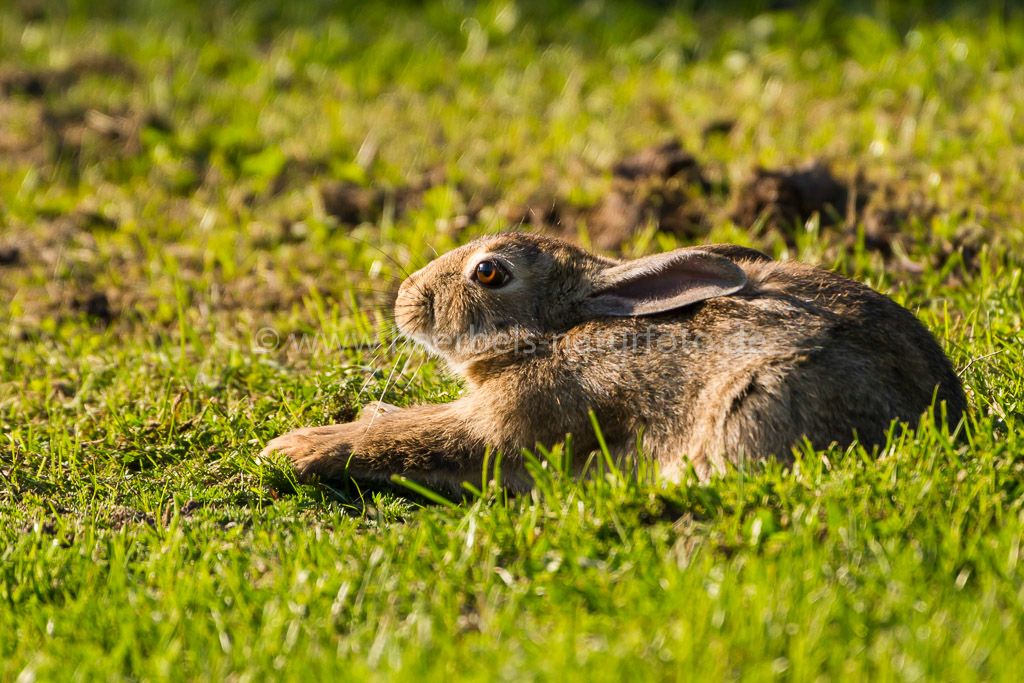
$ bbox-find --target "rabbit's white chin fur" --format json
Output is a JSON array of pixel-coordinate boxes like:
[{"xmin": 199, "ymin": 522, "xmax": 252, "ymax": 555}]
[{"xmin": 402, "ymin": 329, "xmax": 441, "ymax": 357}]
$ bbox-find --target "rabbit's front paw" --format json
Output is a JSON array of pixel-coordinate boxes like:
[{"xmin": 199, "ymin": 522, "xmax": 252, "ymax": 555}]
[{"xmin": 259, "ymin": 424, "xmax": 358, "ymax": 481}]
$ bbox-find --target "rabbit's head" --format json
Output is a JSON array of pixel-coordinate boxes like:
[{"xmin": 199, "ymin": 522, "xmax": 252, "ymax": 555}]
[{"xmin": 394, "ymin": 232, "xmax": 749, "ymax": 366}]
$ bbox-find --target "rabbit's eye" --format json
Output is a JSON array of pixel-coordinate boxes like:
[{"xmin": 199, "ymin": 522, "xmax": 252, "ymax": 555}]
[{"xmin": 473, "ymin": 260, "xmax": 510, "ymax": 288}]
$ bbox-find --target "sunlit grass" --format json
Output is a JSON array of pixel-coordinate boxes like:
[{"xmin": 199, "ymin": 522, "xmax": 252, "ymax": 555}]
[{"xmin": 1, "ymin": 1, "xmax": 1023, "ymax": 680}]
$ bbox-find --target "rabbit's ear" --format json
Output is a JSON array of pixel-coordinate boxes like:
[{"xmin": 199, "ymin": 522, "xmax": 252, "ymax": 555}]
[{"xmin": 588, "ymin": 250, "xmax": 748, "ymax": 316}]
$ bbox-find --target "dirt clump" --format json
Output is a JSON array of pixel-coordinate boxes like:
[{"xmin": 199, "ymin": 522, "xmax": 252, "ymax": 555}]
[
  {"xmin": 180, "ymin": 499, "xmax": 205, "ymax": 516},
  {"xmin": 0, "ymin": 54, "xmax": 136, "ymax": 97},
  {"xmin": 48, "ymin": 207, "xmax": 120, "ymax": 234},
  {"xmin": 501, "ymin": 196, "xmax": 576, "ymax": 231},
  {"xmin": 702, "ymin": 118, "xmax": 737, "ymax": 139},
  {"xmin": 0, "ymin": 245, "xmax": 21, "ymax": 266},
  {"xmin": 400, "ymin": 165, "xmax": 449, "ymax": 206},
  {"xmin": 931, "ymin": 223, "xmax": 987, "ymax": 284},
  {"xmin": 320, "ymin": 165, "xmax": 479, "ymax": 231},
  {"xmin": 0, "ymin": 66, "xmax": 69, "ymax": 97},
  {"xmin": 42, "ymin": 107, "xmax": 167, "ymax": 161},
  {"xmin": 107, "ymin": 506, "xmax": 155, "ymax": 530},
  {"xmin": 732, "ymin": 160, "xmax": 852, "ymax": 234},
  {"xmin": 268, "ymin": 157, "xmax": 328, "ymax": 196},
  {"xmin": 1, "ymin": 100, "xmax": 168, "ymax": 169},
  {"xmin": 845, "ymin": 181, "xmax": 937, "ymax": 258},
  {"xmin": 585, "ymin": 141, "xmax": 712, "ymax": 250},
  {"xmin": 610, "ymin": 140, "xmax": 707, "ymax": 185},
  {"xmin": 320, "ymin": 181, "xmax": 383, "ymax": 225},
  {"xmin": 71, "ymin": 291, "xmax": 116, "ymax": 324}
]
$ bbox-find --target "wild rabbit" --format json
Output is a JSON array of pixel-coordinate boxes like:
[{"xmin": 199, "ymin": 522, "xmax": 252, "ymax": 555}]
[{"xmin": 261, "ymin": 232, "xmax": 965, "ymax": 492}]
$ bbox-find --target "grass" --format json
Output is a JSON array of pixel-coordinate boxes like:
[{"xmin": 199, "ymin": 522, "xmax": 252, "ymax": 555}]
[{"xmin": 2, "ymin": 1, "xmax": 1023, "ymax": 680}]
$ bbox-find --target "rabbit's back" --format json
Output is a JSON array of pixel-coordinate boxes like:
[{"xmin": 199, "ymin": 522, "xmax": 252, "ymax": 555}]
[{"xmin": 551, "ymin": 259, "xmax": 965, "ymax": 476}]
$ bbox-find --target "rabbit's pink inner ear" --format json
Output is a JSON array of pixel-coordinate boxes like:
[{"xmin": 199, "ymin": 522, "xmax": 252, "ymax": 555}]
[{"xmin": 588, "ymin": 250, "xmax": 748, "ymax": 316}]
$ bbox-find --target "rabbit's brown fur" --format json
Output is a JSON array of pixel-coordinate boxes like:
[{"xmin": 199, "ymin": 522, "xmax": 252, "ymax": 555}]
[{"xmin": 262, "ymin": 232, "xmax": 965, "ymax": 492}]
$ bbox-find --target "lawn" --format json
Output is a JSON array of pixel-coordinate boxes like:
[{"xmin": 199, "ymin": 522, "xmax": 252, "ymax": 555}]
[{"xmin": 2, "ymin": 1, "xmax": 1023, "ymax": 680}]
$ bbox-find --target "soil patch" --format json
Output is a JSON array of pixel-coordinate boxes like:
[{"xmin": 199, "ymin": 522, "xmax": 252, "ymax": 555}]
[
  {"xmin": 107, "ymin": 506, "xmax": 155, "ymax": 530},
  {"xmin": 0, "ymin": 245, "xmax": 21, "ymax": 266},
  {"xmin": 731, "ymin": 160, "xmax": 853, "ymax": 234},
  {"xmin": 0, "ymin": 54, "xmax": 136, "ymax": 98},
  {"xmin": 504, "ymin": 140, "xmax": 713, "ymax": 251},
  {"xmin": 70, "ymin": 291, "xmax": 116, "ymax": 324},
  {"xmin": 42, "ymin": 107, "xmax": 169, "ymax": 162},
  {"xmin": 610, "ymin": 140, "xmax": 707, "ymax": 185},
  {"xmin": 702, "ymin": 118, "xmax": 737, "ymax": 138},
  {"xmin": 320, "ymin": 181, "xmax": 383, "ymax": 225},
  {"xmin": 586, "ymin": 141, "xmax": 712, "ymax": 249},
  {"xmin": 320, "ymin": 165, "xmax": 479, "ymax": 232},
  {"xmin": 853, "ymin": 181, "xmax": 938, "ymax": 258}
]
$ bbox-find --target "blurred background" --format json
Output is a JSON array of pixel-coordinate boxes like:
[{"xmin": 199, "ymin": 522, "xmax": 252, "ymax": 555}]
[{"xmin": 2, "ymin": 1, "xmax": 1021, "ymax": 333}]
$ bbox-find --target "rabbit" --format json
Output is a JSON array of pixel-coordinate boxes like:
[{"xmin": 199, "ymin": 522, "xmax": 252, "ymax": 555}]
[{"xmin": 261, "ymin": 232, "xmax": 966, "ymax": 493}]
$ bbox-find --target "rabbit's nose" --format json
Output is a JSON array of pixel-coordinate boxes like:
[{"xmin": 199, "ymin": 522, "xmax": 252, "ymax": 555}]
[
  {"xmin": 394, "ymin": 276, "xmax": 433, "ymax": 332},
  {"xmin": 397, "ymin": 273, "xmax": 424, "ymax": 302}
]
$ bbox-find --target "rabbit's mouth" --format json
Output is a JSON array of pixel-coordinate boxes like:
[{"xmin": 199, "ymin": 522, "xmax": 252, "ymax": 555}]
[
  {"xmin": 397, "ymin": 320, "xmax": 463, "ymax": 360},
  {"xmin": 402, "ymin": 327, "xmax": 441, "ymax": 356},
  {"xmin": 395, "ymin": 312, "xmax": 436, "ymax": 353},
  {"xmin": 394, "ymin": 295, "xmax": 446, "ymax": 358}
]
